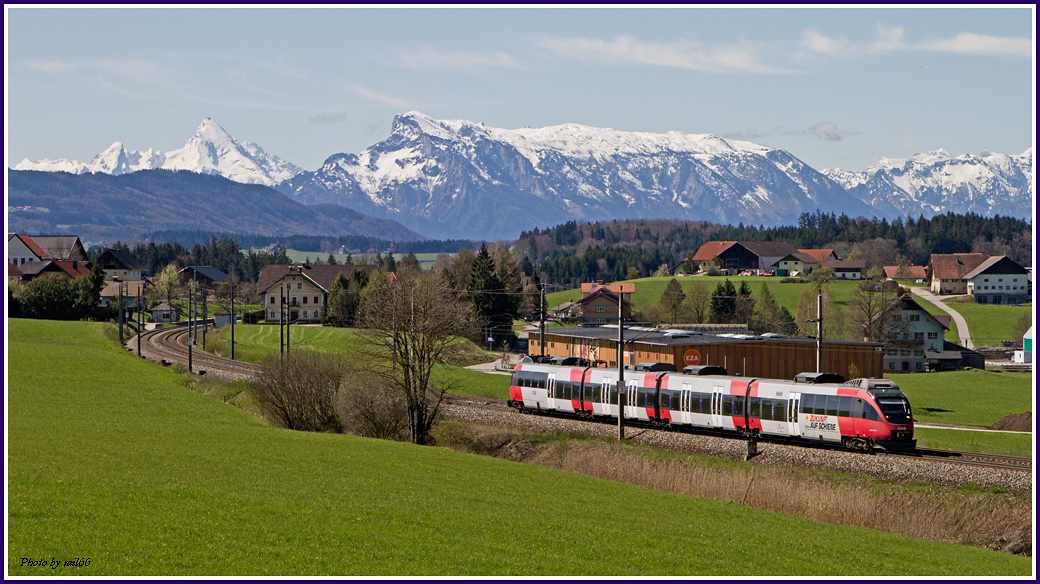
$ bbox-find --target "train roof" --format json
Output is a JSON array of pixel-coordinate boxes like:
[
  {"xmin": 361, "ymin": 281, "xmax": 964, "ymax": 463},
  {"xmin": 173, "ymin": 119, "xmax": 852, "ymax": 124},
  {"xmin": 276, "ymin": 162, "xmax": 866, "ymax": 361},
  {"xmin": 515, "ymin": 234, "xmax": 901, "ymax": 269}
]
[{"xmin": 513, "ymin": 363, "xmax": 901, "ymax": 392}]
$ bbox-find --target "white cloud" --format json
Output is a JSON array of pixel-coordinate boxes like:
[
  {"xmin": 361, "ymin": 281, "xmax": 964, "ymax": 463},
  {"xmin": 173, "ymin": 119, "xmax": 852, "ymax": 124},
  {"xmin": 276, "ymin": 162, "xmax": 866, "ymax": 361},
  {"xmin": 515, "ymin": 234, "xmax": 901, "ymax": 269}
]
[
  {"xmin": 534, "ymin": 34, "xmax": 791, "ymax": 74},
  {"xmin": 808, "ymin": 122, "xmax": 842, "ymax": 142},
  {"xmin": 387, "ymin": 46, "xmax": 525, "ymax": 73},
  {"xmin": 800, "ymin": 24, "xmax": 1029, "ymax": 59},
  {"xmin": 918, "ymin": 32, "xmax": 1031, "ymax": 57},
  {"xmin": 344, "ymin": 83, "xmax": 416, "ymax": 109}
]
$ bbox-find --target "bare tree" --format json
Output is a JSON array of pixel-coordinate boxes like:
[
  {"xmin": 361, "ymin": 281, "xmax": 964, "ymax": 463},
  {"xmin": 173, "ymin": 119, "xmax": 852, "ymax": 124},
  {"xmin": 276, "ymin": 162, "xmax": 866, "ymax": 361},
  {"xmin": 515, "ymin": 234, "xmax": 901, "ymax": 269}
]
[
  {"xmin": 848, "ymin": 278, "xmax": 912, "ymax": 346},
  {"xmin": 684, "ymin": 281, "xmax": 711, "ymax": 324},
  {"xmin": 358, "ymin": 270, "xmax": 474, "ymax": 445},
  {"xmin": 247, "ymin": 351, "xmax": 345, "ymax": 433}
]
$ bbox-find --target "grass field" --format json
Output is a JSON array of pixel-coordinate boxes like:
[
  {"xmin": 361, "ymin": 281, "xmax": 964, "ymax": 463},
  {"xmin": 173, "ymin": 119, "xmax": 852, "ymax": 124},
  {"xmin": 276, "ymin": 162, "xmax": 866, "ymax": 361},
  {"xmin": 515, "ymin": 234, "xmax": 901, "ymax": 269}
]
[
  {"xmin": 942, "ymin": 301, "xmax": 1033, "ymax": 347},
  {"xmin": 282, "ymin": 249, "xmax": 449, "ymax": 269},
  {"xmin": 201, "ymin": 323, "xmax": 512, "ymax": 399},
  {"xmin": 888, "ymin": 369, "xmax": 1034, "ymax": 427},
  {"xmin": 913, "ymin": 427, "xmax": 1032, "ymax": 457},
  {"xmin": 7, "ymin": 319, "xmax": 1030, "ymax": 576}
]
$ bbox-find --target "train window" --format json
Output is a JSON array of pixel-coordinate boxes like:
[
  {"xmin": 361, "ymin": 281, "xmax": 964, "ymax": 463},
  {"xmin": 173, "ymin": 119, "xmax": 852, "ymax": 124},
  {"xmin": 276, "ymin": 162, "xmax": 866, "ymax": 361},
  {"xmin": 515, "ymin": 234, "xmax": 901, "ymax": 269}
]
[
  {"xmin": 749, "ymin": 398, "xmax": 761, "ymax": 418},
  {"xmin": 862, "ymin": 405, "xmax": 881, "ymax": 421},
  {"xmin": 838, "ymin": 397, "xmax": 851, "ymax": 417},
  {"xmin": 734, "ymin": 396, "xmax": 745, "ymax": 416},
  {"xmin": 697, "ymin": 393, "xmax": 709, "ymax": 414},
  {"xmin": 511, "ymin": 372, "xmax": 520, "ymax": 386},
  {"xmin": 876, "ymin": 397, "xmax": 912, "ymax": 424},
  {"xmin": 722, "ymin": 395, "xmax": 732, "ymax": 415},
  {"xmin": 800, "ymin": 394, "xmax": 815, "ymax": 414},
  {"xmin": 825, "ymin": 395, "xmax": 839, "ymax": 416},
  {"xmin": 813, "ymin": 396, "xmax": 827, "ymax": 416}
]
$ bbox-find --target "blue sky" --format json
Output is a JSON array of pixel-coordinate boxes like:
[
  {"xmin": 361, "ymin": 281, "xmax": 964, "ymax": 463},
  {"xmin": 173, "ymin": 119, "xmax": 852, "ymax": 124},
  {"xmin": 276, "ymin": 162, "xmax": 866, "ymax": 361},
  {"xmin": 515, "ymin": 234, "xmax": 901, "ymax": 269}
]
[{"xmin": 5, "ymin": 6, "xmax": 1035, "ymax": 173}]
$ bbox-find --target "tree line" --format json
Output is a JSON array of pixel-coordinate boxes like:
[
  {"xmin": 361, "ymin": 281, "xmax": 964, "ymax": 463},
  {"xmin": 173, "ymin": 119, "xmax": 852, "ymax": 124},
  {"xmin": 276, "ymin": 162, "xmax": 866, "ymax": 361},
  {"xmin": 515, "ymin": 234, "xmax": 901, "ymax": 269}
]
[{"xmin": 517, "ymin": 212, "xmax": 1031, "ymax": 289}]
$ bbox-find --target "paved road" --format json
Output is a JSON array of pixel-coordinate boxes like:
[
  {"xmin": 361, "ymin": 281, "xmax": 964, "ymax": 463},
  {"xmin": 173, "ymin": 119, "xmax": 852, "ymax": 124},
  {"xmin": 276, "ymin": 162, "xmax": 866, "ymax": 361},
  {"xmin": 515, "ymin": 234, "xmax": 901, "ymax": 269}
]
[{"xmin": 911, "ymin": 287, "xmax": 973, "ymax": 349}]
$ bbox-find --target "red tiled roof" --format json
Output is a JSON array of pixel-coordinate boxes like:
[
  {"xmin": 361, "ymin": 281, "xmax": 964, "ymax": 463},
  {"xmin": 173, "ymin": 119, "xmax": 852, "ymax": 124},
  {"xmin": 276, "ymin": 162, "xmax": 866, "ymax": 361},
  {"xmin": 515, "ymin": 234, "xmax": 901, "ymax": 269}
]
[
  {"xmin": 576, "ymin": 288, "xmax": 632, "ymax": 307},
  {"xmin": 54, "ymin": 260, "xmax": 93, "ymax": 278},
  {"xmin": 691, "ymin": 241, "xmax": 736, "ymax": 262},
  {"xmin": 929, "ymin": 254, "xmax": 989, "ymax": 281},
  {"xmin": 882, "ymin": 265, "xmax": 928, "ymax": 280},
  {"xmin": 8, "ymin": 233, "xmax": 48, "ymax": 260},
  {"xmin": 798, "ymin": 249, "xmax": 837, "ymax": 263},
  {"xmin": 581, "ymin": 282, "xmax": 635, "ymax": 294}
]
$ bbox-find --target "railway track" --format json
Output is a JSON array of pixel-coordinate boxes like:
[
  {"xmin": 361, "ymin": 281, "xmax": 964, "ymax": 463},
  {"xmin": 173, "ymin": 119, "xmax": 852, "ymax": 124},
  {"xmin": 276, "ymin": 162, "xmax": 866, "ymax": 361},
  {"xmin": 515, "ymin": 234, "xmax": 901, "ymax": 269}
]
[
  {"xmin": 442, "ymin": 394, "xmax": 1032, "ymax": 472},
  {"xmin": 134, "ymin": 322, "xmax": 262, "ymax": 380},
  {"xmin": 880, "ymin": 448, "xmax": 1033, "ymax": 472}
]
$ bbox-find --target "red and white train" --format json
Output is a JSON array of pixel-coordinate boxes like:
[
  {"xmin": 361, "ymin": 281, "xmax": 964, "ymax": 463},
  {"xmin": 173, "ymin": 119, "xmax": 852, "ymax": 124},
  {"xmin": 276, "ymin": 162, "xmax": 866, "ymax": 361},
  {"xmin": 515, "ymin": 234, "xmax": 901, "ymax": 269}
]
[{"xmin": 508, "ymin": 362, "xmax": 916, "ymax": 451}]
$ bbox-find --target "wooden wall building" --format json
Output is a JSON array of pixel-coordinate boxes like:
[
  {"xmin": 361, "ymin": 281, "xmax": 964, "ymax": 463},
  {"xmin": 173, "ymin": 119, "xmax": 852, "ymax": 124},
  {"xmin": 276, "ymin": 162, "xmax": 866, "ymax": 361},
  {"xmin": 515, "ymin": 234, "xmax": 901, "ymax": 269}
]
[{"xmin": 529, "ymin": 327, "xmax": 884, "ymax": 380}]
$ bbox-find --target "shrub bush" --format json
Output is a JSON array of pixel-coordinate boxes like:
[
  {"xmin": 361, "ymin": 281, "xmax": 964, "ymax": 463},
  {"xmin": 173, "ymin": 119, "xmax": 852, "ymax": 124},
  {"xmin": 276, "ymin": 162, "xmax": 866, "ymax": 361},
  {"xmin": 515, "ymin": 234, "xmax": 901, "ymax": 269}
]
[
  {"xmin": 247, "ymin": 351, "xmax": 344, "ymax": 433},
  {"xmin": 336, "ymin": 367, "xmax": 407, "ymax": 441}
]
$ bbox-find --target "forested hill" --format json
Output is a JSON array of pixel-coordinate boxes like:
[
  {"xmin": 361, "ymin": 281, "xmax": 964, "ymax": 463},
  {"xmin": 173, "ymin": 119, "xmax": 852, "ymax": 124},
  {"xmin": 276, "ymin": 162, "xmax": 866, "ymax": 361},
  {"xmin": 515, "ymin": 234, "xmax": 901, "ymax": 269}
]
[{"xmin": 517, "ymin": 212, "xmax": 1032, "ymax": 288}]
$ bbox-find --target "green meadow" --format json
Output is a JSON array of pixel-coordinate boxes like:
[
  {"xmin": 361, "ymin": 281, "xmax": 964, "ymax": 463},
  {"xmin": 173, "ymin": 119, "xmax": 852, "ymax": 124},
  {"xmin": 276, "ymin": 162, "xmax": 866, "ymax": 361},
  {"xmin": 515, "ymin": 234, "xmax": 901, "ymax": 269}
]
[
  {"xmin": 7, "ymin": 319, "xmax": 1031, "ymax": 576},
  {"xmin": 888, "ymin": 369, "xmax": 1033, "ymax": 428}
]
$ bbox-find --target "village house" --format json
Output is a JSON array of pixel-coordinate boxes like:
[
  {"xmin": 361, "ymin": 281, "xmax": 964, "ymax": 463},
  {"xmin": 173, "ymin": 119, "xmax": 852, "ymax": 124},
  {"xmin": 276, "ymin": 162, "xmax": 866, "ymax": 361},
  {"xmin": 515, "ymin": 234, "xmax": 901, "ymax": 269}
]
[
  {"xmin": 15, "ymin": 260, "xmax": 93, "ymax": 282},
  {"xmin": 882, "ymin": 265, "xmax": 929, "ymax": 282},
  {"xmin": 771, "ymin": 251, "xmax": 821, "ymax": 277},
  {"xmin": 880, "ymin": 294, "xmax": 949, "ymax": 373},
  {"xmin": 94, "ymin": 248, "xmax": 146, "ymax": 281},
  {"xmin": 257, "ymin": 264, "xmax": 379, "ymax": 324},
  {"xmin": 962, "ymin": 255, "xmax": 1030, "ymax": 305},
  {"xmin": 178, "ymin": 266, "xmax": 229, "ymax": 292},
  {"xmin": 8, "ymin": 233, "xmax": 89, "ymax": 266},
  {"xmin": 821, "ymin": 259, "xmax": 866, "ymax": 280},
  {"xmin": 928, "ymin": 253, "xmax": 990, "ymax": 295},
  {"xmin": 148, "ymin": 301, "xmax": 181, "ymax": 324},
  {"xmin": 687, "ymin": 241, "xmax": 799, "ymax": 274}
]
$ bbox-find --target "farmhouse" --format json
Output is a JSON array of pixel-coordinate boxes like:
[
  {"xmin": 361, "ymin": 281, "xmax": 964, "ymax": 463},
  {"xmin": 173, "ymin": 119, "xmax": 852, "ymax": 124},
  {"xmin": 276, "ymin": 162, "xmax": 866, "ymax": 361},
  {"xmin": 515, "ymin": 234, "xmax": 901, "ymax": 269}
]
[
  {"xmin": 94, "ymin": 248, "xmax": 146, "ymax": 281},
  {"xmin": 929, "ymin": 253, "xmax": 989, "ymax": 295},
  {"xmin": 962, "ymin": 256, "xmax": 1030, "ymax": 305},
  {"xmin": 688, "ymin": 241, "xmax": 799, "ymax": 274},
  {"xmin": 258, "ymin": 264, "xmax": 379, "ymax": 324},
  {"xmin": 8, "ymin": 233, "xmax": 88, "ymax": 265},
  {"xmin": 821, "ymin": 260, "xmax": 866, "ymax": 280},
  {"xmin": 880, "ymin": 294, "xmax": 949, "ymax": 373}
]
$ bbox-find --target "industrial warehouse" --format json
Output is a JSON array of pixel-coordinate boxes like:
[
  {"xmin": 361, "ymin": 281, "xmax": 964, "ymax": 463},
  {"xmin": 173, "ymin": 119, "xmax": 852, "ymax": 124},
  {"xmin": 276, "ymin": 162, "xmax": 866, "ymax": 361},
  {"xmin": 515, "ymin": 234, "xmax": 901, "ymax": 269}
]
[{"xmin": 528, "ymin": 326, "xmax": 884, "ymax": 380}]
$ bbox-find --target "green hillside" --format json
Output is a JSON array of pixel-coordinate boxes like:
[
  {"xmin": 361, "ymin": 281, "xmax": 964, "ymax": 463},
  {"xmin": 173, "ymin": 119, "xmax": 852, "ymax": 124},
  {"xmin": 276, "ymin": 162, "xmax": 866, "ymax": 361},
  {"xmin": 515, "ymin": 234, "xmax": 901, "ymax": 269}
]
[{"xmin": 7, "ymin": 320, "xmax": 1030, "ymax": 576}]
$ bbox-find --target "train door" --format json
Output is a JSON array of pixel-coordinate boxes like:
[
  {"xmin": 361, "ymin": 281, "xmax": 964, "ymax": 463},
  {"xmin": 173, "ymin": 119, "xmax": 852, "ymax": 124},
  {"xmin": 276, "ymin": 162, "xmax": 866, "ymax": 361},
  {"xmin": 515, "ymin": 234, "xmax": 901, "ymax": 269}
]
[
  {"xmin": 680, "ymin": 383, "xmax": 693, "ymax": 425},
  {"xmin": 711, "ymin": 385, "xmax": 725, "ymax": 427},
  {"xmin": 601, "ymin": 376, "xmax": 614, "ymax": 417},
  {"xmin": 626, "ymin": 380, "xmax": 639, "ymax": 419},
  {"xmin": 546, "ymin": 373, "xmax": 557, "ymax": 410},
  {"xmin": 787, "ymin": 392, "xmax": 801, "ymax": 436}
]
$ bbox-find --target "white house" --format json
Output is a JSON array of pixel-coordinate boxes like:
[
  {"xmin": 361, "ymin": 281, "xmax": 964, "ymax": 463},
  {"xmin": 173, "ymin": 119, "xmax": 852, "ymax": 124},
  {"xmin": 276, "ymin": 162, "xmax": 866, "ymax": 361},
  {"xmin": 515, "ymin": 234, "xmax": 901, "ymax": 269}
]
[
  {"xmin": 884, "ymin": 294, "xmax": 949, "ymax": 373},
  {"xmin": 962, "ymin": 256, "xmax": 1030, "ymax": 305}
]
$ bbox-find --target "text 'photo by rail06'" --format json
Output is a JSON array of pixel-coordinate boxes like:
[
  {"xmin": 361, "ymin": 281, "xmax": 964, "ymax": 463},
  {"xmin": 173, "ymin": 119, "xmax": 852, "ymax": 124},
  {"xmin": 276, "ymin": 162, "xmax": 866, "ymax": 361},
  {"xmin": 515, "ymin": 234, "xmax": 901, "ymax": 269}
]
[{"xmin": 508, "ymin": 359, "xmax": 916, "ymax": 453}]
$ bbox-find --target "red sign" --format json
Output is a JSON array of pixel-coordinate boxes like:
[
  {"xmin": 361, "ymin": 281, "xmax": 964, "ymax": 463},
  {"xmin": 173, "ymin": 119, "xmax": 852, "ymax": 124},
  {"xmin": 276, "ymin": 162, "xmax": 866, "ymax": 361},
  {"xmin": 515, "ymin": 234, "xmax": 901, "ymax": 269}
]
[{"xmin": 683, "ymin": 349, "xmax": 701, "ymax": 365}]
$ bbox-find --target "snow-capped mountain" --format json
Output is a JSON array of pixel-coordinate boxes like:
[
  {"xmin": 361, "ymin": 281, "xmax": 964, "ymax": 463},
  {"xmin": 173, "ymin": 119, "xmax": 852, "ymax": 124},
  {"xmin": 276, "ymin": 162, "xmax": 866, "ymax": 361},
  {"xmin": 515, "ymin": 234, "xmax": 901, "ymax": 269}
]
[
  {"xmin": 823, "ymin": 149, "xmax": 1033, "ymax": 220},
  {"xmin": 14, "ymin": 118, "xmax": 303, "ymax": 187},
  {"xmin": 278, "ymin": 112, "xmax": 877, "ymax": 240}
]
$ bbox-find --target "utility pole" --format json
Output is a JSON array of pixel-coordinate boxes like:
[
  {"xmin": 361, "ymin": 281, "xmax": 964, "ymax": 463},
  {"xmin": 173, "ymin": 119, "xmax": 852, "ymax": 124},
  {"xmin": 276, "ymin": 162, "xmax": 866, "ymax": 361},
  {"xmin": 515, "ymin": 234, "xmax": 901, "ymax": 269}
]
[
  {"xmin": 137, "ymin": 282, "xmax": 142, "ymax": 358},
  {"xmin": 230, "ymin": 280, "xmax": 235, "ymax": 361},
  {"xmin": 617, "ymin": 291, "xmax": 625, "ymax": 442},
  {"xmin": 539, "ymin": 285, "xmax": 545, "ymax": 358},
  {"xmin": 117, "ymin": 279, "xmax": 124, "ymax": 345},
  {"xmin": 202, "ymin": 281, "xmax": 208, "ymax": 351},
  {"xmin": 279, "ymin": 283, "xmax": 285, "ymax": 357},
  {"xmin": 188, "ymin": 277, "xmax": 194, "ymax": 374},
  {"xmin": 816, "ymin": 291, "xmax": 823, "ymax": 373}
]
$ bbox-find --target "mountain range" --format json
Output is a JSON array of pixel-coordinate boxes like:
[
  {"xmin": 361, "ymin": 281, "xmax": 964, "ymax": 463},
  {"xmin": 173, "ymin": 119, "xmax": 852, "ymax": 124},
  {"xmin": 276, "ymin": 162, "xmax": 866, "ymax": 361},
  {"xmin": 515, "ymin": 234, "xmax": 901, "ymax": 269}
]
[{"xmin": 14, "ymin": 114, "xmax": 1033, "ymax": 241}]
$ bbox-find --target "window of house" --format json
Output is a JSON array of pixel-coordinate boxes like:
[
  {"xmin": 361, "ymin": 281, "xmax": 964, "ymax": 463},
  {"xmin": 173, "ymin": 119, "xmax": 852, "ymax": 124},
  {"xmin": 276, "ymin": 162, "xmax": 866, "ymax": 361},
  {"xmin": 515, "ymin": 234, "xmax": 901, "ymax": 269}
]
[
  {"xmin": 303, "ymin": 297, "xmax": 308, "ymax": 304},
  {"xmin": 298, "ymin": 282, "xmax": 303, "ymax": 289},
  {"xmin": 596, "ymin": 306, "xmax": 605, "ymax": 312},
  {"xmin": 270, "ymin": 296, "xmax": 275, "ymax": 304},
  {"xmin": 269, "ymin": 311, "xmax": 276, "ymax": 319},
  {"xmin": 916, "ymin": 362, "xmax": 922, "ymax": 370},
  {"xmin": 910, "ymin": 314, "xmax": 920, "ymax": 321},
  {"xmin": 314, "ymin": 296, "xmax": 319, "ymax": 304},
  {"xmin": 914, "ymin": 332, "xmax": 924, "ymax": 340},
  {"xmin": 314, "ymin": 310, "xmax": 319, "ymax": 318},
  {"xmin": 303, "ymin": 310, "xmax": 308, "ymax": 318},
  {"xmin": 998, "ymin": 278, "xmax": 1003, "ymax": 282},
  {"xmin": 927, "ymin": 332, "xmax": 938, "ymax": 339}
]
